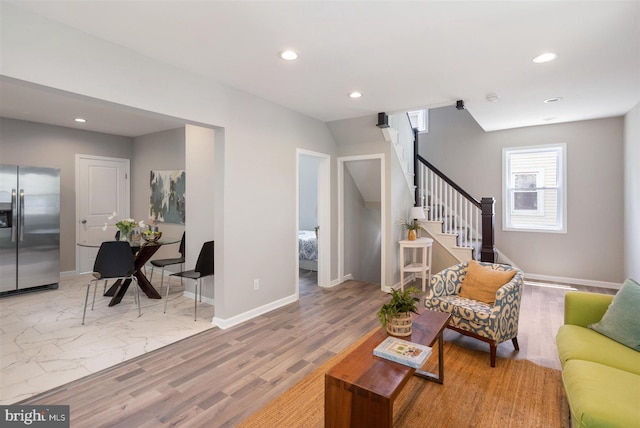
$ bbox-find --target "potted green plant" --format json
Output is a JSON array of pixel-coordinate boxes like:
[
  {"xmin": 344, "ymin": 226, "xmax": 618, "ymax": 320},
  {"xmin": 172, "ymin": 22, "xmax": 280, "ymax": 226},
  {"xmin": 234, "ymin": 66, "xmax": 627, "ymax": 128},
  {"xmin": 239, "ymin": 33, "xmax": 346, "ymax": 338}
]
[
  {"xmin": 398, "ymin": 218, "xmax": 426, "ymax": 241},
  {"xmin": 377, "ymin": 287, "xmax": 421, "ymax": 337}
]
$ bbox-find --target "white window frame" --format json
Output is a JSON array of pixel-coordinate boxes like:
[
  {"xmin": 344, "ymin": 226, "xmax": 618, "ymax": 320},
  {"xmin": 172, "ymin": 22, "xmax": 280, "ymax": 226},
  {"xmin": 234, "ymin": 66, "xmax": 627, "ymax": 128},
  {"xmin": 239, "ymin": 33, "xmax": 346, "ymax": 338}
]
[
  {"xmin": 502, "ymin": 144, "xmax": 567, "ymax": 233},
  {"xmin": 407, "ymin": 109, "xmax": 428, "ymax": 133}
]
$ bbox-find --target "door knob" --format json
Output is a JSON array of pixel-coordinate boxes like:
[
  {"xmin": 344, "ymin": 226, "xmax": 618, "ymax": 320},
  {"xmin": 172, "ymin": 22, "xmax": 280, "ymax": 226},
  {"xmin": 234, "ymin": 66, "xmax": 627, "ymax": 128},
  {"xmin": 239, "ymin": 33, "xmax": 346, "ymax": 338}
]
[{"xmin": 81, "ymin": 219, "xmax": 87, "ymax": 224}]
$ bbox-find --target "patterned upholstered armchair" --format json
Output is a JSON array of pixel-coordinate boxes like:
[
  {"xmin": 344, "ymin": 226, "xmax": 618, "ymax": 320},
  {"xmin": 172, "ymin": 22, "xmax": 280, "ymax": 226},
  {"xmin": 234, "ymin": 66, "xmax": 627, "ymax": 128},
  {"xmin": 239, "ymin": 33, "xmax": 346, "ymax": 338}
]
[{"xmin": 424, "ymin": 261, "xmax": 524, "ymax": 367}]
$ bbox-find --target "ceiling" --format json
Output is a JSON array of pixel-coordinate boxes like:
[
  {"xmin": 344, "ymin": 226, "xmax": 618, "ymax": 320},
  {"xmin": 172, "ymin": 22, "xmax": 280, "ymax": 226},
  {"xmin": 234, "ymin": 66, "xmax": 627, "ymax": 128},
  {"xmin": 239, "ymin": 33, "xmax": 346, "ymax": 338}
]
[
  {"xmin": 0, "ymin": 77, "xmax": 186, "ymax": 137},
  {"xmin": 2, "ymin": 1, "xmax": 639, "ymax": 135}
]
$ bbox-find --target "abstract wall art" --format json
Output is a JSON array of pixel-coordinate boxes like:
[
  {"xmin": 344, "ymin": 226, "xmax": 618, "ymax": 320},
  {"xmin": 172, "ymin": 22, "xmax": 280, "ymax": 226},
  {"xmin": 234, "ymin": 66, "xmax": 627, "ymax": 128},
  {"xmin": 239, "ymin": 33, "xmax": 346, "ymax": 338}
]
[{"xmin": 149, "ymin": 170, "xmax": 185, "ymax": 224}]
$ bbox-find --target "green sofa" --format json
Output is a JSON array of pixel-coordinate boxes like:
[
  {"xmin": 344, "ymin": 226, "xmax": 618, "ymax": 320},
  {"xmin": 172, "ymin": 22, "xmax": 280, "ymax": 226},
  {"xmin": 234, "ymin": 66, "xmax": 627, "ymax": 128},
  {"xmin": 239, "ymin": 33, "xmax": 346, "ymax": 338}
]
[{"xmin": 556, "ymin": 291, "xmax": 640, "ymax": 428}]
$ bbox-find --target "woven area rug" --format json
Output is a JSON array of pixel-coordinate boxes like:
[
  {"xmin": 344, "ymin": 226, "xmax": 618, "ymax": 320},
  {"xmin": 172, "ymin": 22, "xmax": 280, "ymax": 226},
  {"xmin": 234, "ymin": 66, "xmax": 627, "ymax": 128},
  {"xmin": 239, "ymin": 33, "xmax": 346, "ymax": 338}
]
[{"xmin": 238, "ymin": 329, "xmax": 570, "ymax": 428}]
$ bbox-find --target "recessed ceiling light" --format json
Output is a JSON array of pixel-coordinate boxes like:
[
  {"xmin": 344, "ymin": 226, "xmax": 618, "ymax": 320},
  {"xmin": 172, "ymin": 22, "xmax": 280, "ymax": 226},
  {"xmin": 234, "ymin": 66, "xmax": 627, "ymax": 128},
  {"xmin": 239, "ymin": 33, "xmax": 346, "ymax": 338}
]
[
  {"xmin": 74, "ymin": 118, "xmax": 86, "ymax": 123},
  {"xmin": 280, "ymin": 50, "xmax": 298, "ymax": 61},
  {"xmin": 486, "ymin": 94, "xmax": 500, "ymax": 103},
  {"xmin": 348, "ymin": 91, "xmax": 362, "ymax": 98},
  {"xmin": 543, "ymin": 117, "xmax": 558, "ymax": 121},
  {"xmin": 533, "ymin": 52, "xmax": 557, "ymax": 63},
  {"xmin": 544, "ymin": 97, "xmax": 563, "ymax": 103}
]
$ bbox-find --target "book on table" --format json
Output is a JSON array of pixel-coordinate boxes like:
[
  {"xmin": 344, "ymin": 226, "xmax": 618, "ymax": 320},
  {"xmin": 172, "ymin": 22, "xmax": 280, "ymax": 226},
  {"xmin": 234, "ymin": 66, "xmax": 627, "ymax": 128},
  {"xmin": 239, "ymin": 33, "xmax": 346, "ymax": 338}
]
[{"xmin": 373, "ymin": 336, "xmax": 432, "ymax": 369}]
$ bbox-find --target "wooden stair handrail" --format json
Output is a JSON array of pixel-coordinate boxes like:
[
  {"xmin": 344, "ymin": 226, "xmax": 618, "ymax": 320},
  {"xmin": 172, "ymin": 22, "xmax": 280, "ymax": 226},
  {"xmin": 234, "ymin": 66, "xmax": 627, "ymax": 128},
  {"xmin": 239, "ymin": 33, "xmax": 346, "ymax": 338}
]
[
  {"xmin": 416, "ymin": 154, "xmax": 481, "ymax": 209},
  {"xmin": 415, "ymin": 150, "xmax": 495, "ymax": 263}
]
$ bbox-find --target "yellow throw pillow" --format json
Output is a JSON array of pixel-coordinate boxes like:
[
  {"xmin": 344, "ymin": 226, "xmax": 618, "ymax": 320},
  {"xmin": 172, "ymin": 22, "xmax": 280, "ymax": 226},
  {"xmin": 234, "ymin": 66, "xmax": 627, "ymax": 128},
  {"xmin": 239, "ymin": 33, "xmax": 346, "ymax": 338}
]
[{"xmin": 458, "ymin": 260, "xmax": 516, "ymax": 305}]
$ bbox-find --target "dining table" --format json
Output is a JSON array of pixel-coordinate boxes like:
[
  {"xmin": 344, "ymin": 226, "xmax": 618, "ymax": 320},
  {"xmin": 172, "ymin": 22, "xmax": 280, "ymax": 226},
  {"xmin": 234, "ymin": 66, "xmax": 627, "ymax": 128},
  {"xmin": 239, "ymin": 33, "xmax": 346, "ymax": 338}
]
[{"xmin": 78, "ymin": 238, "xmax": 180, "ymax": 306}]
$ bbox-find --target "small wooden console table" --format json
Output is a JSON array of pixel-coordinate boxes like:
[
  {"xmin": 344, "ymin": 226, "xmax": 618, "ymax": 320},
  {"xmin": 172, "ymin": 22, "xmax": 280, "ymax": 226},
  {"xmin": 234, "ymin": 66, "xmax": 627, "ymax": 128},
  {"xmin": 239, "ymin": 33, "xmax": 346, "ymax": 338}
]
[
  {"xmin": 399, "ymin": 237, "xmax": 433, "ymax": 292},
  {"xmin": 325, "ymin": 310, "xmax": 450, "ymax": 428}
]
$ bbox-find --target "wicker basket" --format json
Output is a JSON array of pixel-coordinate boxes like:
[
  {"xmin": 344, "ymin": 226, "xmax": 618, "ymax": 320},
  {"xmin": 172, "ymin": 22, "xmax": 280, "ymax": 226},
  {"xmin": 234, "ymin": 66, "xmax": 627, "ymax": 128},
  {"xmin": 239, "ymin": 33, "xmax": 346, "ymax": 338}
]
[{"xmin": 386, "ymin": 312, "xmax": 413, "ymax": 337}]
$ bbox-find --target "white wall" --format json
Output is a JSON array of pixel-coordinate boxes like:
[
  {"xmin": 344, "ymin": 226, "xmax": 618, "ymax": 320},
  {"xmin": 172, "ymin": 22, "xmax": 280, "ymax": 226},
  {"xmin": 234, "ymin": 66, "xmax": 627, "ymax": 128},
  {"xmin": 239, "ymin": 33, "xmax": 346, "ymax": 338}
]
[
  {"xmin": 624, "ymin": 103, "xmax": 640, "ymax": 281},
  {"xmin": 1, "ymin": 5, "xmax": 339, "ymax": 324},
  {"xmin": 419, "ymin": 106, "xmax": 625, "ymax": 284}
]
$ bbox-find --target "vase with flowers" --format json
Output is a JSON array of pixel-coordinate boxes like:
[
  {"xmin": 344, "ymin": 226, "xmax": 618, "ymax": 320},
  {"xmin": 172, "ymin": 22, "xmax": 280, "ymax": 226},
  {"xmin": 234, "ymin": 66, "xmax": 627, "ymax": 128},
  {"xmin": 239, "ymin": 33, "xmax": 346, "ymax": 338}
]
[{"xmin": 103, "ymin": 212, "xmax": 146, "ymax": 242}]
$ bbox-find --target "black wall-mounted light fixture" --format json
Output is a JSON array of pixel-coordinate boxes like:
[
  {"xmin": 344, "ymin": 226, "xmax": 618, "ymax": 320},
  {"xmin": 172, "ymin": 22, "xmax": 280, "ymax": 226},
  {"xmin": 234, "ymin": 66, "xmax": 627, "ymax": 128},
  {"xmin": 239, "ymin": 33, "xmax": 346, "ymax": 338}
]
[
  {"xmin": 376, "ymin": 112, "xmax": 390, "ymax": 128},
  {"xmin": 456, "ymin": 100, "xmax": 465, "ymax": 110}
]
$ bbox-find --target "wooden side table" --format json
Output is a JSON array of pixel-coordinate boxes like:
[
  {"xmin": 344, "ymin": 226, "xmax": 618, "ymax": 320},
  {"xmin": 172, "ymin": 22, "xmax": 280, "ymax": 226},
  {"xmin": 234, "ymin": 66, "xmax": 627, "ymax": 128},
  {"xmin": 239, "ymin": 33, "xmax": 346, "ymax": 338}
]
[{"xmin": 399, "ymin": 238, "xmax": 433, "ymax": 292}]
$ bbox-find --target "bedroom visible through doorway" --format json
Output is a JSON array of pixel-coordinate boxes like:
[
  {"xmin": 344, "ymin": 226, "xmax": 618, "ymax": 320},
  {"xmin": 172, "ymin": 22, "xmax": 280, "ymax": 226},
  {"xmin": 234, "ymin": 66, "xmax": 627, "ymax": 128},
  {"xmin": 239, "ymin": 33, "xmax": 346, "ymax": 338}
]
[
  {"xmin": 298, "ymin": 155, "xmax": 319, "ymax": 287},
  {"xmin": 296, "ymin": 150, "xmax": 330, "ymax": 291}
]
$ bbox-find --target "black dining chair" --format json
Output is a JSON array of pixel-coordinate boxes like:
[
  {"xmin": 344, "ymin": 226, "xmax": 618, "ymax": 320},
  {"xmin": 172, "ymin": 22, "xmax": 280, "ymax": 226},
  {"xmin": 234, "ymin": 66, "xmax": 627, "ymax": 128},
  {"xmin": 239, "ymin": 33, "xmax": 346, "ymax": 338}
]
[
  {"xmin": 166, "ymin": 240, "xmax": 214, "ymax": 321},
  {"xmin": 83, "ymin": 241, "xmax": 141, "ymax": 325},
  {"xmin": 149, "ymin": 232, "xmax": 185, "ymax": 292}
]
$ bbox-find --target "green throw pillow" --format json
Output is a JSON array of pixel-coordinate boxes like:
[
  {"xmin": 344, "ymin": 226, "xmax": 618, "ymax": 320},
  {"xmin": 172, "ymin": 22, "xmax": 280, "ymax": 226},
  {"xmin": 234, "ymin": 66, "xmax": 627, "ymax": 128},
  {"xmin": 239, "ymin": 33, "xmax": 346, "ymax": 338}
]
[{"xmin": 589, "ymin": 278, "xmax": 640, "ymax": 351}]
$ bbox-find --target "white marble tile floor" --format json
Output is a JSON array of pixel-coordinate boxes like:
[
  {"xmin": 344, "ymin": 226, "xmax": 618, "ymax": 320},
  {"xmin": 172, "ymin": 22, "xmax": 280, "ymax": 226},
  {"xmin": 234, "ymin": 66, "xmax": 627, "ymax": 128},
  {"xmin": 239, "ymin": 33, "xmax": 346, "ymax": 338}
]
[{"xmin": 0, "ymin": 273, "xmax": 214, "ymax": 404}]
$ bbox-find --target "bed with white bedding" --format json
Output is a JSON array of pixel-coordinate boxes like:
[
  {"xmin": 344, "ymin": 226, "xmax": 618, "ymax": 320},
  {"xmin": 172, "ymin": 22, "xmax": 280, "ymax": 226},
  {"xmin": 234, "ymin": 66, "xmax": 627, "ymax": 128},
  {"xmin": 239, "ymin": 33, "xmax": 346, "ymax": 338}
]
[{"xmin": 298, "ymin": 230, "xmax": 318, "ymax": 271}]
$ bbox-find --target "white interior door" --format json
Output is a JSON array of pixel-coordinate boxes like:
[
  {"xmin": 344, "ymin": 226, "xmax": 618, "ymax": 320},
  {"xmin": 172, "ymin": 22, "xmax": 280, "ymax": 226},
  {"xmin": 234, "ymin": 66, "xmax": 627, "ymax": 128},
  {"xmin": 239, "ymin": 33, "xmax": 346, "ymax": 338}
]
[{"xmin": 76, "ymin": 155, "xmax": 130, "ymax": 273}]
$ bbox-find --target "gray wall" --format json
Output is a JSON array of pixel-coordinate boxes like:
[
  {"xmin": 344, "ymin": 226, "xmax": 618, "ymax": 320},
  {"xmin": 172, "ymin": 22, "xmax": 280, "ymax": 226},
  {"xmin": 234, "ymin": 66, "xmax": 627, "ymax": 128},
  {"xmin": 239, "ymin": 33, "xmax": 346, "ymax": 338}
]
[
  {"xmin": 359, "ymin": 201, "xmax": 382, "ymax": 284},
  {"xmin": 343, "ymin": 167, "xmax": 363, "ymax": 279},
  {"xmin": 419, "ymin": 106, "xmax": 625, "ymax": 283},
  {"xmin": 624, "ymin": 103, "xmax": 640, "ymax": 281},
  {"xmin": 0, "ymin": 117, "xmax": 133, "ymax": 272},
  {"xmin": 344, "ymin": 159, "xmax": 382, "ymax": 284},
  {"xmin": 342, "ymin": 162, "xmax": 382, "ymax": 284},
  {"xmin": 298, "ymin": 155, "xmax": 319, "ymax": 231},
  {"xmin": 132, "ymin": 127, "xmax": 186, "ymax": 265}
]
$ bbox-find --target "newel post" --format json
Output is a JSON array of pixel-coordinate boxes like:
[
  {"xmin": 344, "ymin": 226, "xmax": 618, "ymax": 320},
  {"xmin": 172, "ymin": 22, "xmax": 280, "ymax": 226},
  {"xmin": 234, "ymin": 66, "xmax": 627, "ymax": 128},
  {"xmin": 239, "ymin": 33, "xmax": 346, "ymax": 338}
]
[
  {"xmin": 480, "ymin": 197, "xmax": 497, "ymax": 263},
  {"xmin": 413, "ymin": 128, "xmax": 419, "ymax": 205}
]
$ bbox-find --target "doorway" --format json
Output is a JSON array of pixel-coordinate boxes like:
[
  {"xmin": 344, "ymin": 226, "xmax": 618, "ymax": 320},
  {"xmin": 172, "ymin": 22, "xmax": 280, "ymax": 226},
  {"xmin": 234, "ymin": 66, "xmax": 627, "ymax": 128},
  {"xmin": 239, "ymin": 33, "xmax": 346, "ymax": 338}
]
[
  {"xmin": 338, "ymin": 154, "xmax": 386, "ymax": 289},
  {"xmin": 75, "ymin": 154, "xmax": 130, "ymax": 273},
  {"xmin": 296, "ymin": 149, "xmax": 330, "ymax": 292}
]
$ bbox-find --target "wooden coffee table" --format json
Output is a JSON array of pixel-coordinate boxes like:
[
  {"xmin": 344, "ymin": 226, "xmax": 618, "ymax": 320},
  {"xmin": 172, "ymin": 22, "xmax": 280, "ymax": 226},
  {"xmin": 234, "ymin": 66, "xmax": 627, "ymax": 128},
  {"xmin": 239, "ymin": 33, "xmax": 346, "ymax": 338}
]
[{"xmin": 325, "ymin": 310, "xmax": 450, "ymax": 428}]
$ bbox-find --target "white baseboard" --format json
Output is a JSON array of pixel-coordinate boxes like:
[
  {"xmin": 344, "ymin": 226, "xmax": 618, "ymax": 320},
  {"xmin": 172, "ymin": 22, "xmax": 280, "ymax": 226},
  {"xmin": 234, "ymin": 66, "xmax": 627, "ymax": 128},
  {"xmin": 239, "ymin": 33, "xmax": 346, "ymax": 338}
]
[
  {"xmin": 327, "ymin": 273, "xmax": 353, "ymax": 288},
  {"xmin": 383, "ymin": 274, "xmax": 415, "ymax": 293},
  {"xmin": 212, "ymin": 293, "xmax": 298, "ymax": 330},
  {"xmin": 60, "ymin": 270, "xmax": 77, "ymax": 277},
  {"xmin": 382, "ymin": 284, "xmax": 395, "ymax": 293},
  {"xmin": 182, "ymin": 291, "xmax": 215, "ymax": 306},
  {"xmin": 524, "ymin": 273, "xmax": 621, "ymax": 290}
]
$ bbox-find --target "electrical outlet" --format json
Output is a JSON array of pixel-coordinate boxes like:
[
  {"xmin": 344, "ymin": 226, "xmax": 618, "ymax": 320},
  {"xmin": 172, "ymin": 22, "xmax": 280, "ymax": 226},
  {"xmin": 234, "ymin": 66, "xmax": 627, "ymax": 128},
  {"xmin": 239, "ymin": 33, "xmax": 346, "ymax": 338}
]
[{"xmin": 253, "ymin": 279, "xmax": 260, "ymax": 291}]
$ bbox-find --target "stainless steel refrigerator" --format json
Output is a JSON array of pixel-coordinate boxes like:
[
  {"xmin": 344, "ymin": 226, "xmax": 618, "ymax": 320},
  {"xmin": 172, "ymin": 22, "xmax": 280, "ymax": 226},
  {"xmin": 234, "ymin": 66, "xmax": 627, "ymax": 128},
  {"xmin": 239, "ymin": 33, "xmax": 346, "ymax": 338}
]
[{"xmin": 0, "ymin": 165, "xmax": 60, "ymax": 294}]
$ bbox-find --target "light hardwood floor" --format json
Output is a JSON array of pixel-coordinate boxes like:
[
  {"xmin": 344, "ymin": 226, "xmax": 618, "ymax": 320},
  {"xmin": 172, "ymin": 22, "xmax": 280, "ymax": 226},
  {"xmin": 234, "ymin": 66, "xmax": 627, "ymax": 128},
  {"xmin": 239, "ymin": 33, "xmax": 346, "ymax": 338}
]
[{"xmin": 21, "ymin": 271, "xmax": 615, "ymax": 427}]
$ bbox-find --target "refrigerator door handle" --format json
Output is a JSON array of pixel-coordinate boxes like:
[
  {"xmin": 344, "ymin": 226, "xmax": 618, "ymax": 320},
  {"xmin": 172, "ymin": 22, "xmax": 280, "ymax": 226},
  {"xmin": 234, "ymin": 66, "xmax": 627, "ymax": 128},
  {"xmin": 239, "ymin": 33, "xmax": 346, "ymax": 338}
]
[
  {"xmin": 19, "ymin": 189, "xmax": 25, "ymax": 241},
  {"xmin": 11, "ymin": 189, "xmax": 17, "ymax": 242}
]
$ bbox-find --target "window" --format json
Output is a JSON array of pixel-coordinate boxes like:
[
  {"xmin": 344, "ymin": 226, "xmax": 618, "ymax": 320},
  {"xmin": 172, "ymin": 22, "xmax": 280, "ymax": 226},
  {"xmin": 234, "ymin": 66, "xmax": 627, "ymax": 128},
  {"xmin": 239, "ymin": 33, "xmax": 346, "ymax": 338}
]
[
  {"xmin": 503, "ymin": 144, "xmax": 566, "ymax": 232},
  {"xmin": 512, "ymin": 171, "xmax": 543, "ymax": 215},
  {"xmin": 407, "ymin": 109, "xmax": 428, "ymax": 132}
]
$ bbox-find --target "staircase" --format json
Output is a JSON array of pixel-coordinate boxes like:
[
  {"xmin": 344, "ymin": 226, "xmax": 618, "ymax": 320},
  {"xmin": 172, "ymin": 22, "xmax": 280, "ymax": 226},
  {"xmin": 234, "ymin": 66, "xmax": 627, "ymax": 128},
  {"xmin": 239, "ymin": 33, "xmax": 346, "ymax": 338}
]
[
  {"xmin": 415, "ymin": 143, "xmax": 498, "ymax": 264},
  {"xmin": 415, "ymin": 154, "xmax": 483, "ymax": 262},
  {"xmin": 378, "ymin": 110, "xmax": 500, "ymax": 265}
]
